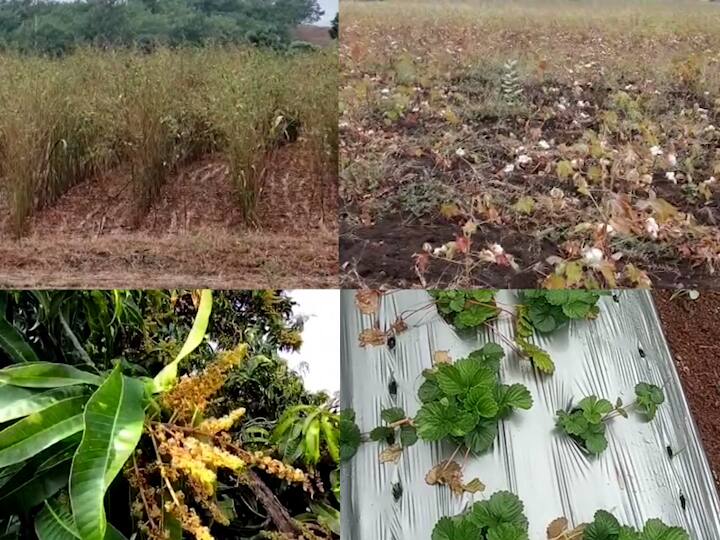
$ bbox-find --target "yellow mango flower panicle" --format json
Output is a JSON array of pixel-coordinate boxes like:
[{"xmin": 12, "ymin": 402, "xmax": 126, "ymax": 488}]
[{"xmin": 161, "ymin": 344, "xmax": 248, "ymax": 421}]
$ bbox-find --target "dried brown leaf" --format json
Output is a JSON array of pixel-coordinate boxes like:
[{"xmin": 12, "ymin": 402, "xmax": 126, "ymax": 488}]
[
  {"xmin": 546, "ymin": 517, "xmax": 568, "ymax": 539},
  {"xmin": 425, "ymin": 460, "xmax": 465, "ymax": 496},
  {"xmin": 358, "ymin": 328, "xmax": 387, "ymax": 347},
  {"xmin": 379, "ymin": 444, "xmax": 403, "ymax": 464},
  {"xmin": 390, "ymin": 317, "xmax": 408, "ymax": 335},
  {"xmin": 433, "ymin": 350, "xmax": 452, "ymax": 365},
  {"xmin": 355, "ymin": 289, "xmax": 382, "ymax": 315}
]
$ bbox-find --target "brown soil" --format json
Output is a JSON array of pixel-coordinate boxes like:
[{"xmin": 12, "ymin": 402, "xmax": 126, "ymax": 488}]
[
  {"xmin": 0, "ymin": 144, "xmax": 338, "ymax": 288},
  {"xmin": 655, "ymin": 290, "xmax": 720, "ymax": 494},
  {"xmin": 341, "ymin": 216, "xmax": 713, "ymax": 289},
  {"xmin": 340, "ymin": 217, "xmax": 554, "ymax": 288},
  {"xmin": 292, "ymin": 25, "xmax": 333, "ymax": 47},
  {"xmin": 340, "ymin": 73, "xmax": 720, "ymax": 289}
]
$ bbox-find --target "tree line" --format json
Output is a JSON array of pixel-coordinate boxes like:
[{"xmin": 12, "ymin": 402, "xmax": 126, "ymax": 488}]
[{"xmin": 0, "ymin": 0, "xmax": 333, "ymax": 55}]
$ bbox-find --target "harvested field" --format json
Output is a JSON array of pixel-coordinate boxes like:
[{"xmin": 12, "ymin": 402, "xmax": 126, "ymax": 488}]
[
  {"xmin": 0, "ymin": 47, "xmax": 338, "ymax": 287},
  {"xmin": 340, "ymin": 0, "xmax": 720, "ymax": 288}
]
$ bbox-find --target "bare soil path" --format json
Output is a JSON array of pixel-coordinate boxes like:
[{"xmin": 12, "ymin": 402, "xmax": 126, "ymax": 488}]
[{"xmin": 656, "ymin": 290, "xmax": 720, "ymax": 494}]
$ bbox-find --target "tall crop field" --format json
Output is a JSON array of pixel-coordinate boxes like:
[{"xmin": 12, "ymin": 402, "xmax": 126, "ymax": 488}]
[{"xmin": 0, "ymin": 46, "xmax": 337, "ymax": 235}]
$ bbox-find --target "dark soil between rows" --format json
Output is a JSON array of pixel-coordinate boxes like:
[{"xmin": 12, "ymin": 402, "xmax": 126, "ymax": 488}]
[
  {"xmin": 655, "ymin": 290, "xmax": 720, "ymax": 495},
  {"xmin": 340, "ymin": 216, "xmax": 554, "ymax": 288},
  {"xmin": 341, "ymin": 215, "xmax": 714, "ymax": 289}
]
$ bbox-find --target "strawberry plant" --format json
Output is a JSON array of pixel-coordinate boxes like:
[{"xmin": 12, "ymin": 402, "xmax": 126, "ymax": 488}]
[
  {"xmin": 548, "ymin": 510, "xmax": 690, "ymax": 540},
  {"xmin": 414, "ymin": 343, "xmax": 533, "ymax": 453},
  {"xmin": 432, "ymin": 490, "xmax": 529, "ymax": 540},
  {"xmin": 430, "ymin": 290, "xmax": 499, "ymax": 330},
  {"xmin": 340, "ymin": 409, "xmax": 362, "ymax": 462},
  {"xmin": 515, "ymin": 290, "xmax": 605, "ymax": 374},
  {"xmin": 370, "ymin": 406, "xmax": 418, "ymax": 448},
  {"xmin": 555, "ymin": 383, "xmax": 665, "ymax": 455},
  {"xmin": 518, "ymin": 290, "xmax": 604, "ymax": 334}
]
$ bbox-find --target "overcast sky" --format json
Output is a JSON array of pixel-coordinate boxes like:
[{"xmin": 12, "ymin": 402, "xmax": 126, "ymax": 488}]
[
  {"xmin": 315, "ymin": 0, "xmax": 338, "ymax": 26},
  {"xmin": 285, "ymin": 289, "xmax": 340, "ymax": 395}
]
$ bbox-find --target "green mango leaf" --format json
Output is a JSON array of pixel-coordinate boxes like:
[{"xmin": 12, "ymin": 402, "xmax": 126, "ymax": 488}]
[
  {"xmin": 319, "ymin": 415, "xmax": 339, "ymax": 463},
  {"xmin": 0, "ymin": 397, "xmax": 86, "ymax": 468},
  {"xmin": 0, "ymin": 436, "xmax": 80, "ymax": 513},
  {"xmin": 35, "ymin": 498, "xmax": 80, "ymax": 540},
  {"xmin": 153, "ymin": 289, "xmax": 212, "ymax": 392},
  {"xmin": 0, "ymin": 385, "xmax": 87, "ymax": 423},
  {"xmin": 70, "ymin": 366, "xmax": 145, "ymax": 540},
  {"xmin": 0, "ymin": 364, "xmax": 101, "ymax": 388},
  {"xmin": 0, "ymin": 317, "xmax": 39, "ymax": 363},
  {"xmin": 303, "ymin": 412, "xmax": 321, "ymax": 466}
]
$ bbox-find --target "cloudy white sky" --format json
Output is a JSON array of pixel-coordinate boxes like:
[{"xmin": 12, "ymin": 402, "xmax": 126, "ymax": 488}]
[
  {"xmin": 285, "ymin": 289, "xmax": 340, "ymax": 395},
  {"xmin": 316, "ymin": 0, "xmax": 338, "ymax": 26}
]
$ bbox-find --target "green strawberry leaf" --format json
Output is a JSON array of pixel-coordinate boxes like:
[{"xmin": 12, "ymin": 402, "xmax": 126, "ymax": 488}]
[
  {"xmin": 463, "ymin": 420, "xmax": 498, "ymax": 454},
  {"xmin": 399, "ymin": 425, "xmax": 417, "ymax": 447},
  {"xmin": 380, "ymin": 407, "xmax": 406, "ymax": 424},
  {"xmin": 496, "ymin": 384, "xmax": 533, "ymax": 416}
]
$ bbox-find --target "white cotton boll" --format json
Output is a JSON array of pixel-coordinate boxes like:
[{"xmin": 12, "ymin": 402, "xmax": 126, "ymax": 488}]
[
  {"xmin": 538, "ymin": 140, "xmax": 550, "ymax": 149},
  {"xmin": 665, "ymin": 171, "xmax": 676, "ymax": 183},
  {"xmin": 381, "ymin": 88, "xmax": 390, "ymax": 95},
  {"xmin": 650, "ymin": 146, "xmax": 663, "ymax": 157},
  {"xmin": 517, "ymin": 155, "xmax": 532, "ymax": 165},
  {"xmin": 582, "ymin": 247, "xmax": 604, "ymax": 268},
  {"xmin": 645, "ymin": 217, "xmax": 659, "ymax": 239},
  {"xmin": 667, "ymin": 153, "xmax": 677, "ymax": 166},
  {"xmin": 489, "ymin": 243, "xmax": 505, "ymax": 255},
  {"xmin": 455, "ymin": 148, "xmax": 466, "ymax": 157},
  {"xmin": 596, "ymin": 223, "xmax": 615, "ymax": 236},
  {"xmin": 503, "ymin": 163, "xmax": 515, "ymax": 174}
]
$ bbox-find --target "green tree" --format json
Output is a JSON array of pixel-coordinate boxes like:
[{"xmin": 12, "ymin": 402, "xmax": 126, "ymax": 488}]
[{"xmin": 329, "ymin": 13, "xmax": 337, "ymax": 39}]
